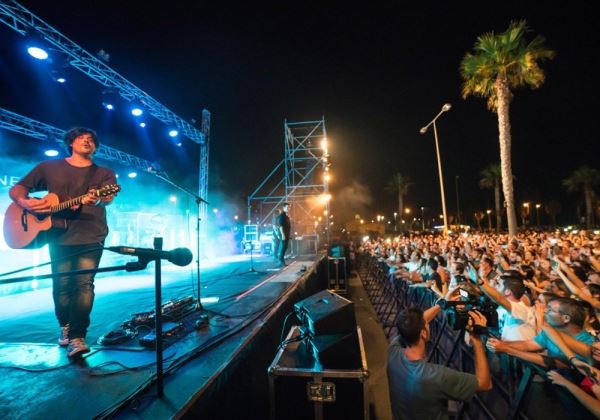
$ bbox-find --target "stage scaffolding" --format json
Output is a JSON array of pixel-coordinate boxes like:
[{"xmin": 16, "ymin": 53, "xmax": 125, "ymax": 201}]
[
  {"xmin": 247, "ymin": 117, "xmax": 330, "ymax": 247},
  {"xmin": 0, "ymin": 0, "xmax": 211, "ymax": 235}
]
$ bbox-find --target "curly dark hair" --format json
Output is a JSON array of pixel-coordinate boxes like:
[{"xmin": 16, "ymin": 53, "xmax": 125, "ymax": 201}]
[{"xmin": 63, "ymin": 127, "xmax": 99, "ymax": 155}]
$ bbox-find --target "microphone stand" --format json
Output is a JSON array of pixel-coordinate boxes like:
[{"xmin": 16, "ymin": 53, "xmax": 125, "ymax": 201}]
[
  {"xmin": 241, "ymin": 242, "xmax": 264, "ymax": 275},
  {"xmin": 147, "ymin": 169, "xmax": 209, "ymax": 311}
]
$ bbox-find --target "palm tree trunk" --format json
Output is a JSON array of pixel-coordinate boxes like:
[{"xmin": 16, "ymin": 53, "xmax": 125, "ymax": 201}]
[
  {"xmin": 495, "ymin": 76, "xmax": 518, "ymax": 236},
  {"xmin": 494, "ymin": 181, "xmax": 501, "ymax": 233},
  {"xmin": 398, "ymin": 193, "xmax": 404, "ymax": 232},
  {"xmin": 585, "ymin": 186, "xmax": 593, "ymax": 228}
]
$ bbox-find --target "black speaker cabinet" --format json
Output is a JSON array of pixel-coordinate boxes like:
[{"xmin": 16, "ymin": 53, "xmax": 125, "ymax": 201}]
[
  {"xmin": 294, "ymin": 290, "xmax": 356, "ymax": 337},
  {"xmin": 293, "ymin": 290, "xmax": 360, "ymax": 369}
]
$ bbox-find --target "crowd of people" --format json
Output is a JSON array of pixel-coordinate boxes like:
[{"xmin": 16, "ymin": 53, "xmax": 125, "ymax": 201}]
[{"xmin": 359, "ymin": 230, "xmax": 600, "ymax": 419}]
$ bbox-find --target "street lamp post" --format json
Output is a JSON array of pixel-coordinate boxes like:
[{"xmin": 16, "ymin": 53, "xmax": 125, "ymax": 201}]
[
  {"xmin": 420, "ymin": 103, "xmax": 452, "ymax": 235},
  {"xmin": 522, "ymin": 202, "xmax": 530, "ymax": 227},
  {"xmin": 421, "ymin": 206, "xmax": 425, "ymax": 231},
  {"xmin": 455, "ymin": 175, "xmax": 461, "ymax": 226},
  {"xmin": 486, "ymin": 210, "xmax": 492, "ymax": 231},
  {"xmin": 394, "ymin": 212, "xmax": 398, "ymax": 232}
]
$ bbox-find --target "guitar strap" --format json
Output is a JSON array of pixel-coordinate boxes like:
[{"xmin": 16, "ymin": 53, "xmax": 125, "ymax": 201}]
[{"xmin": 74, "ymin": 164, "xmax": 99, "ymax": 197}]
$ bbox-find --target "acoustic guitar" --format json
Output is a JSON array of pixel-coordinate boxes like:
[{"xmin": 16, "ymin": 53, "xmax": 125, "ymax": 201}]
[{"xmin": 3, "ymin": 184, "xmax": 120, "ymax": 249}]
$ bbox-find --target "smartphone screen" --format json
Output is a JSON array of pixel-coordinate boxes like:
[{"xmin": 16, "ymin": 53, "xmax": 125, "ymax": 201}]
[{"xmin": 459, "ymin": 289, "xmax": 469, "ymax": 298}]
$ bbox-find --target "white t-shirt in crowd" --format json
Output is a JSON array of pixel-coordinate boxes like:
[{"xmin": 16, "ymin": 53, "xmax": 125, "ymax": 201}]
[{"xmin": 497, "ymin": 301, "xmax": 537, "ymax": 341}]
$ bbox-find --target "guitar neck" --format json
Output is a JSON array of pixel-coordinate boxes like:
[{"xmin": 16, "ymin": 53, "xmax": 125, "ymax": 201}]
[{"xmin": 50, "ymin": 193, "xmax": 90, "ymax": 213}]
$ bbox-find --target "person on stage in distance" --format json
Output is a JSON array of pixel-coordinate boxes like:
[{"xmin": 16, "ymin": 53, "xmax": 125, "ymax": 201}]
[
  {"xmin": 276, "ymin": 202, "xmax": 291, "ymax": 267},
  {"xmin": 8, "ymin": 127, "xmax": 117, "ymax": 357},
  {"xmin": 272, "ymin": 208, "xmax": 282, "ymax": 262}
]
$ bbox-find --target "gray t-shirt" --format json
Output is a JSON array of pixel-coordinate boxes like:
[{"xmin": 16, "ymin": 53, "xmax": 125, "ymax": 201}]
[
  {"xmin": 17, "ymin": 159, "xmax": 116, "ymax": 245},
  {"xmin": 387, "ymin": 337, "xmax": 479, "ymax": 420}
]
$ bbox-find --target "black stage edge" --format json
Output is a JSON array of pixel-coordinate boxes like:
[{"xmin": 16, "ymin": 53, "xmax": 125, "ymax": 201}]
[{"xmin": 120, "ymin": 256, "xmax": 328, "ymax": 420}]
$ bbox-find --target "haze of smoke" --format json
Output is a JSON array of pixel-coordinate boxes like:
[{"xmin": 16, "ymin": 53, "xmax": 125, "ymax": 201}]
[{"xmin": 333, "ymin": 181, "xmax": 373, "ymax": 223}]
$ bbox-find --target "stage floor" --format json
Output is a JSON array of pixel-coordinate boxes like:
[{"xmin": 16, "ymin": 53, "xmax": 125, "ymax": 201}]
[{"xmin": 0, "ymin": 253, "xmax": 321, "ymax": 419}]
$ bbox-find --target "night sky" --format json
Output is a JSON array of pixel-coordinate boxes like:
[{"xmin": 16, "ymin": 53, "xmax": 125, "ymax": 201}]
[{"xmin": 1, "ymin": 1, "xmax": 599, "ymax": 226}]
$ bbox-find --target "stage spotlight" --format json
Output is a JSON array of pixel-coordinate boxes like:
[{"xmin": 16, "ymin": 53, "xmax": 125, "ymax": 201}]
[
  {"xmin": 44, "ymin": 149, "xmax": 59, "ymax": 157},
  {"xmin": 176, "ymin": 142, "xmax": 182, "ymax": 147},
  {"xmin": 48, "ymin": 54, "xmax": 70, "ymax": 83},
  {"xmin": 27, "ymin": 46, "xmax": 48, "ymax": 60},
  {"xmin": 102, "ymin": 89, "xmax": 118, "ymax": 110},
  {"xmin": 131, "ymin": 107, "xmax": 143, "ymax": 117},
  {"xmin": 128, "ymin": 171, "xmax": 137, "ymax": 178},
  {"xmin": 168, "ymin": 129, "xmax": 179, "ymax": 137},
  {"xmin": 139, "ymin": 122, "xmax": 146, "ymax": 128}
]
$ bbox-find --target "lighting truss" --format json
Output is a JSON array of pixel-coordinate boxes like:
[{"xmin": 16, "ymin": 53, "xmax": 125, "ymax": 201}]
[
  {"xmin": 247, "ymin": 117, "xmax": 329, "ymax": 233},
  {"xmin": 0, "ymin": 107, "xmax": 155, "ymax": 170},
  {"xmin": 0, "ymin": 0, "xmax": 204, "ymax": 143},
  {"xmin": 198, "ymin": 109, "xmax": 210, "ymax": 238}
]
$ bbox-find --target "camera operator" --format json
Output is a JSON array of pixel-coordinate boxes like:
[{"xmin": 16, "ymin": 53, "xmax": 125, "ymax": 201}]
[{"xmin": 387, "ymin": 291, "xmax": 492, "ymax": 420}]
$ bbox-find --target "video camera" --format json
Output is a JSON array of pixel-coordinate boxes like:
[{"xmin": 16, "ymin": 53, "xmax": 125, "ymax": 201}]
[{"xmin": 437, "ymin": 282, "xmax": 498, "ymax": 334}]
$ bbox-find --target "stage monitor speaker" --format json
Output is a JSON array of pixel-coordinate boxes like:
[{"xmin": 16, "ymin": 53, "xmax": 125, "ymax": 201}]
[
  {"xmin": 294, "ymin": 290, "xmax": 356, "ymax": 337},
  {"xmin": 293, "ymin": 290, "xmax": 361, "ymax": 369}
]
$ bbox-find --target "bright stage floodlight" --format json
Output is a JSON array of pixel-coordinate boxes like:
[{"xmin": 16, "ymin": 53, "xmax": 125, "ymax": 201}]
[
  {"xmin": 131, "ymin": 107, "xmax": 143, "ymax": 117},
  {"xmin": 128, "ymin": 171, "xmax": 137, "ymax": 178},
  {"xmin": 102, "ymin": 89, "xmax": 119, "ymax": 110},
  {"xmin": 27, "ymin": 46, "xmax": 49, "ymax": 60},
  {"xmin": 139, "ymin": 122, "xmax": 146, "ymax": 128},
  {"xmin": 44, "ymin": 149, "xmax": 59, "ymax": 157},
  {"xmin": 168, "ymin": 130, "xmax": 179, "ymax": 137}
]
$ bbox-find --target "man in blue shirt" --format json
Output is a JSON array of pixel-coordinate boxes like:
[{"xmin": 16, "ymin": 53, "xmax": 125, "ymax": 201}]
[{"xmin": 387, "ymin": 302, "xmax": 492, "ymax": 420}]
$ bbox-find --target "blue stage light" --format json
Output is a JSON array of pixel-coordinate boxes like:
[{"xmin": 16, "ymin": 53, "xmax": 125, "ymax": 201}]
[
  {"xmin": 177, "ymin": 142, "xmax": 182, "ymax": 147},
  {"xmin": 128, "ymin": 172, "xmax": 137, "ymax": 178},
  {"xmin": 44, "ymin": 149, "xmax": 59, "ymax": 157},
  {"xmin": 56, "ymin": 77, "xmax": 66, "ymax": 83},
  {"xmin": 131, "ymin": 107, "xmax": 143, "ymax": 117},
  {"xmin": 168, "ymin": 130, "xmax": 179, "ymax": 137},
  {"xmin": 27, "ymin": 46, "xmax": 49, "ymax": 60},
  {"xmin": 104, "ymin": 103, "xmax": 114, "ymax": 110},
  {"xmin": 139, "ymin": 122, "xmax": 146, "ymax": 128}
]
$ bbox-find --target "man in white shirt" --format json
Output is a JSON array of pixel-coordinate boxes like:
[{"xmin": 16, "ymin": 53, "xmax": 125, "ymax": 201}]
[{"xmin": 477, "ymin": 273, "xmax": 537, "ymax": 340}]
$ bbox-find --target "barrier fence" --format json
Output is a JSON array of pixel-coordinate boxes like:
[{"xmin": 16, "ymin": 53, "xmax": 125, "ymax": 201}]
[{"xmin": 356, "ymin": 253, "xmax": 592, "ymax": 420}]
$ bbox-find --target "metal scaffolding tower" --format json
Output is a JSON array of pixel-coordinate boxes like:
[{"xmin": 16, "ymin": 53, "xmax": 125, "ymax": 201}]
[
  {"xmin": 0, "ymin": 107, "xmax": 154, "ymax": 170},
  {"xmin": 247, "ymin": 117, "xmax": 330, "ymax": 243}
]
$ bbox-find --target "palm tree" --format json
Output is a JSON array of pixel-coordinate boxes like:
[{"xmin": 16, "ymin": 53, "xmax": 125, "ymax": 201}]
[
  {"xmin": 386, "ymin": 173, "xmax": 413, "ymax": 232},
  {"xmin": 460, "ymin": 21, "xmax": 555, "ymax": 236},
  {"xmin": 479, "ymin": 163, "xmax": 503, "ymax": 233},
  {"xmin": 563, "ymin": 166, "xmax": 600, "ymax": 228}
]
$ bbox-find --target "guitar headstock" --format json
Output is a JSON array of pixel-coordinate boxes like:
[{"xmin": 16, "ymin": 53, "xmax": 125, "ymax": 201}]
[{"xmin": 97, "ymin": 184, "xmax": 121, "ymax": 197}]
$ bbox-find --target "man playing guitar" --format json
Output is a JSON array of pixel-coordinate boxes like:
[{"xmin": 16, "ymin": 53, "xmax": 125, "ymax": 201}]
[{"xmin": 8, "ymin": 127, "xmax": 117, "ymax": 357}]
